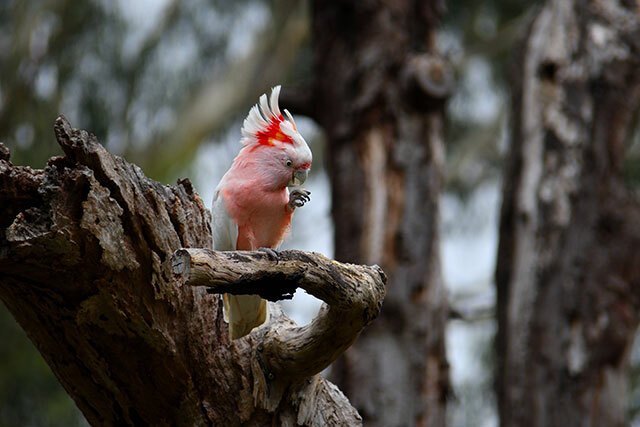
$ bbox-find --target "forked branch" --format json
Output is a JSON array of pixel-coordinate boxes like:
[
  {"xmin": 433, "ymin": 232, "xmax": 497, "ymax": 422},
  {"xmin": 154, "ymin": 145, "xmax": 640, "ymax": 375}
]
[{"xmin": 171, "ymin": 248, "xmax": 386, "ymax": 410}]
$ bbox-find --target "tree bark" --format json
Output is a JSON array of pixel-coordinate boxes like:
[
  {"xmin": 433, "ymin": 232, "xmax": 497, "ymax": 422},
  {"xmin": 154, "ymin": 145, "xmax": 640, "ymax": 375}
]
[
  {"xmin": 0, "ymin": 116, "xmax": 384, "ymax": 426},
  {"xmin": 309, "ymin": 1, "xmax": 451, "ymax": 425},
  {"xmin": 172, "ymin": 248, "xmax": 386, "ymax": 389},
  {"xmin": 496, "ymin": 1, "xmax": 640, "ymax": 426}
]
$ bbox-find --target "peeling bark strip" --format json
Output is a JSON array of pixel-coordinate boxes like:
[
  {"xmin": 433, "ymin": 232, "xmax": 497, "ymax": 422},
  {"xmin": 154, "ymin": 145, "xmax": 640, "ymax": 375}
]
[
  {"xmin": 172, "ymin": 248, "xmax": 386, "ymax": 410},
  {"xmin": 0, "ymin": 116, "xmax": 371, "ymax": 425},
  {"xmin": 496, "ymin": 1, "xmax": 640, "ymax": 426}
]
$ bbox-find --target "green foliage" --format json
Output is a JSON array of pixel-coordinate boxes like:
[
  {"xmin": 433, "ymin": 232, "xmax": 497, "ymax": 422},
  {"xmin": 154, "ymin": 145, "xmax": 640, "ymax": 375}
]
[
  {"xmin": 0, "ymin": 0, "xmax": 257, "ymax": 180},
  {"xmin": 0, "ymin": 0, "xmax": 110, "ymax": 168},
  {"xmin": 0, "ymin": 305, "xmax": 87, "ymax": 427}
]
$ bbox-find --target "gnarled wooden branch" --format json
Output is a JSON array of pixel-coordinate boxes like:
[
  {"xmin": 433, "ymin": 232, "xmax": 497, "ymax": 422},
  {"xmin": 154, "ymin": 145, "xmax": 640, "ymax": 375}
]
[
  {"xmin": 173, "ymin": 249, "xmax": 385, "ymax": 360},
  {"xmin": 172, "ymin": 248, "xmax": 386, "ymax": 410}
]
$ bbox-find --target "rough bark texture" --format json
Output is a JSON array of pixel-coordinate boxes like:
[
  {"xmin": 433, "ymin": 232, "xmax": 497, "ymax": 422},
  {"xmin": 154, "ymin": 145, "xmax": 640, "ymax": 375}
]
[
  {"xmin": 309, "ymin": 1, "xmax": 451, "ymax": 425},
  {"xmin": 0, "ymin": 116, "xmax": 380, "ymax": 426},
  {"xmin": 173, "ymin": 248, "xmax": 386, "ymax": 392},
  {"xmin": 496, "ymin": 1, "xmax": 640, "ymax": 426}
]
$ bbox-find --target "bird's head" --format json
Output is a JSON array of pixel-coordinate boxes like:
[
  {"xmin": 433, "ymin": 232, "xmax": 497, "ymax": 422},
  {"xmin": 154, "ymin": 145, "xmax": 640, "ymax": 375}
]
[{"xmin": 238, "ymin": 86, "xmax": 312, "ymax": 189}]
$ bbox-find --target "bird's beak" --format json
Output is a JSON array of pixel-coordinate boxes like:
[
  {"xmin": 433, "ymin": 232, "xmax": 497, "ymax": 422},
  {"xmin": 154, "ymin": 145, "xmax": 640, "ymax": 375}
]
[{"xmin": 291, "ymin": 169, "xmax": 308, "ymax": 187}]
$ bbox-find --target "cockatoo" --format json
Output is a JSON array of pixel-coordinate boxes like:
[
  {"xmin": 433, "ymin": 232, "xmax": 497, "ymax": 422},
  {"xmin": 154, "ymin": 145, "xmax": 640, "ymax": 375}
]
[{"xmin": 212, "ymin": 85, "xmax": 312, "ymax": 340}]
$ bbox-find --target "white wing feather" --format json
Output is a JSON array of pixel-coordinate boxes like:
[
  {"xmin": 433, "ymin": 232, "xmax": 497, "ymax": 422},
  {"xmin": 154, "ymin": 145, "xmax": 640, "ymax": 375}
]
[
  {"xmin": 212, "ymin": 187, "xmax": 238, "ymax": 252},
  {"xmin": 212, "ymin": 184, "xmax": 267, "ymax": 339}
]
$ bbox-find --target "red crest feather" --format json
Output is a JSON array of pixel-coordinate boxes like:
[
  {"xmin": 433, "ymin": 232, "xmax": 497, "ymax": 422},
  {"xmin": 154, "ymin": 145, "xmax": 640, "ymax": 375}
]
[
  {"xmin": 240, "ymin": 86, "xmax": 297, "ymax": 148},
  {"xmin": 255, "ymin": 116, "xmax": 293, "ymax": 146}
]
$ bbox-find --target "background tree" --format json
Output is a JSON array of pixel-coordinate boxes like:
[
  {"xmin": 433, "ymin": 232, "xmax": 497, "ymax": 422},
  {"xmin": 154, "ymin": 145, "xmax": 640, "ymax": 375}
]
[
  {"xmin": 496, "ymin": 1, "xmax": 640, "ymax": 425},
  {"xmin": 305, "ymin": 2, "xmax": 451, "ymax": 425}
]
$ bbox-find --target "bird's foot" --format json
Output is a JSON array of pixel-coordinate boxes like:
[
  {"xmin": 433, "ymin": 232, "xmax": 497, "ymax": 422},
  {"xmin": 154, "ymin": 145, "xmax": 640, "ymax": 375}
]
[
  {"xmin": 288, "ymin": 188, "xmax": 311, "ymax": 210},
  {"xmin": 258, "ymin": 247, "xmax": 279, "ymax": 264}
]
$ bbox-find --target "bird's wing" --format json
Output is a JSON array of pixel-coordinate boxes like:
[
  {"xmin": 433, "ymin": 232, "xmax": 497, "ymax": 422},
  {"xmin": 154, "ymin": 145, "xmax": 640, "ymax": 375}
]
[
  {"xmin": 212, "ymin": 187, "xmax": 238, "ymax": 251},
  {"xmin": 212, "ymin": 186, "xmax": 266, "ymax": 339}
]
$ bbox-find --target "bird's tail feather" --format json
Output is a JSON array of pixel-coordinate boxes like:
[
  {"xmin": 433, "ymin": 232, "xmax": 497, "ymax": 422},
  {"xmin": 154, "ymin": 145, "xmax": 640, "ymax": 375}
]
[{"xmin": 223, "ymin": 294, "xmax": 267, "ymax": 340}]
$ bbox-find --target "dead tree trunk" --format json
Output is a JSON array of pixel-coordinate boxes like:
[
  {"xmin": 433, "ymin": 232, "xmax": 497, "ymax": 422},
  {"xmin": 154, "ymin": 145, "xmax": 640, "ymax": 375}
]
[
  {"xmin": 0, "ymin": 116, "xmax": 386, "ymax": 426},
  {"xmin": 308, "ymin": 1, "xmax": 452, "ymax": 425},
  {"xmin": 496, "ymin": 1, "xmax": 640, "ymax": 426}
]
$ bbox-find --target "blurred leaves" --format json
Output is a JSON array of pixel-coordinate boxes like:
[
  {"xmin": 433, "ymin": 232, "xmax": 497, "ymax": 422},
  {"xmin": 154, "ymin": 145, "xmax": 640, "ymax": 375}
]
[
  {"xmin": 132, "ymin": 0, "xmax": 311, "ymax": 180},
  {"xmin": 0, "ymin": 0, "xmax": 109, "ymax": 168},
  {"xmin": 0, "ymin": 0, "xmax": 309, "ymax": 183},
  {"xmin": 0, "ymin": 307, "xmax": 87, "ymax": 427}
]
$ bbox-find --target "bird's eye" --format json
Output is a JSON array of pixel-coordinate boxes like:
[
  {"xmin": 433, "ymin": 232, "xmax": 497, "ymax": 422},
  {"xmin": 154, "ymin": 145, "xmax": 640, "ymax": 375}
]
[{"xmin": 286, "ymin": 159, "xmax": 293, "ymax": 167}]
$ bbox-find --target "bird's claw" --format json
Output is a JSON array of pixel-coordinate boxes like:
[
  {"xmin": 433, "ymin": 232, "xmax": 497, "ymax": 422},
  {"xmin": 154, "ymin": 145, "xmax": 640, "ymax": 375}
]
[
  {"xmin": 288, "ymin": 188, "xmax": 311, "ymax": 210},
  {"xmin": 258, "ymin": 247, "xmax": 279, "ymax": 264}
]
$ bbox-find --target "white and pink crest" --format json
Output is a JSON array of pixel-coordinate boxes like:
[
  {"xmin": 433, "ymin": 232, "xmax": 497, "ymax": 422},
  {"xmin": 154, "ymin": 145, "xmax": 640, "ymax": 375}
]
[{"xmin": 240, "ymin": 86, "xmax": 305, "ymax": 152}]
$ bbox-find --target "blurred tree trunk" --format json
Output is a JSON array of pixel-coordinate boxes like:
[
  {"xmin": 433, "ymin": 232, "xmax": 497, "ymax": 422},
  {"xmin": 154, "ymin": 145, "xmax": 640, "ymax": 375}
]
[
  {"xmin": 309, "ymin": 1, "xmax": 451, "ymax": 425},
  {"xmin": 496, "ymin": 1, "xmax": 640, "ymax": 426}
]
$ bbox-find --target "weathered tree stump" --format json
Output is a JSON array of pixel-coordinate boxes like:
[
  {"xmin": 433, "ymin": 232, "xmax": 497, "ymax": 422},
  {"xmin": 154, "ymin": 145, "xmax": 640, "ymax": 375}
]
[{"xmin": 0, "ymin": 116, "xmax": 386, "ymax": 426}]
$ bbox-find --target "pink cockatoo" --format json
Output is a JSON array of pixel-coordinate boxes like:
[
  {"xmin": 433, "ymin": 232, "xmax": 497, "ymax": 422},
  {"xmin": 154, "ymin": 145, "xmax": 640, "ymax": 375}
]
[{"xmin": 212, "ymin": 85, "xmax": 312, "ymax": 340}]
